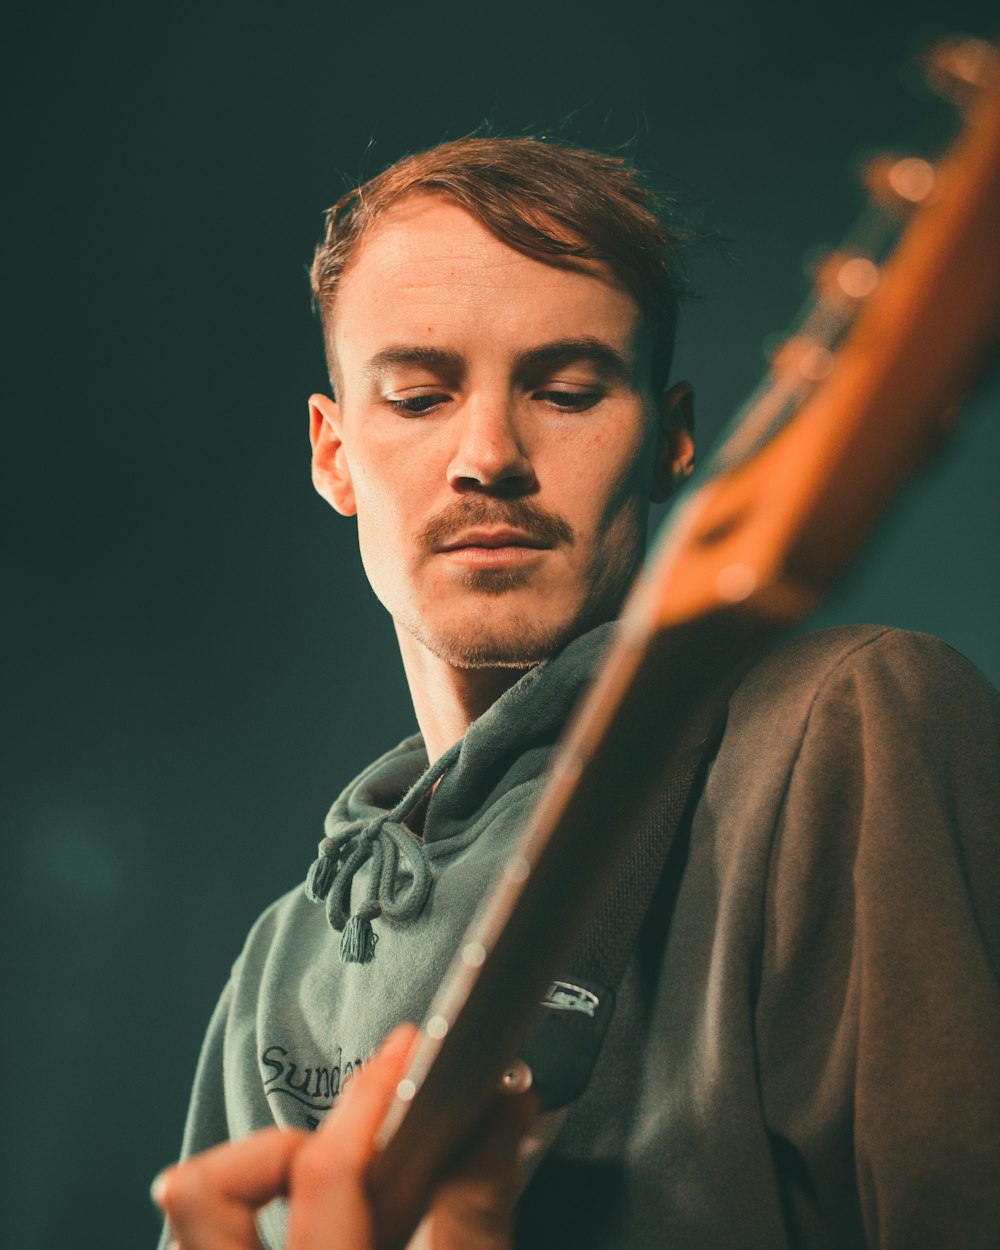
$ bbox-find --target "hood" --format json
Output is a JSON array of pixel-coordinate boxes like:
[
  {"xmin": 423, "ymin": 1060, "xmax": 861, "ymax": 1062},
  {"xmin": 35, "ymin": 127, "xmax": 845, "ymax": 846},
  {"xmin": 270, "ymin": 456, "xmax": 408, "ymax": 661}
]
[{"xmin": 304, "ymin": 622, "xmax": 616, "ymax": 963}]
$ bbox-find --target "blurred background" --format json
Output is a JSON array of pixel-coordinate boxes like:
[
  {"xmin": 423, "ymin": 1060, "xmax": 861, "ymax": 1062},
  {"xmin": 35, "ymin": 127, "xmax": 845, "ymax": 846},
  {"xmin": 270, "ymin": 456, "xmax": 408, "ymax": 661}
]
[{"xmin": 4, "ymin": 0, "xmax": 998, "ymax": 1245}]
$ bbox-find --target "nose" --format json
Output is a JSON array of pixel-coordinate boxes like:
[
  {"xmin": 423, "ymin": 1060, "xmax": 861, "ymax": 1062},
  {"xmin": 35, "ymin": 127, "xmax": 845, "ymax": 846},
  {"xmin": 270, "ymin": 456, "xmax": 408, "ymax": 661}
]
[{"xmin": 446, "ymin": 395, "xmax": 537, "ymax": 495}]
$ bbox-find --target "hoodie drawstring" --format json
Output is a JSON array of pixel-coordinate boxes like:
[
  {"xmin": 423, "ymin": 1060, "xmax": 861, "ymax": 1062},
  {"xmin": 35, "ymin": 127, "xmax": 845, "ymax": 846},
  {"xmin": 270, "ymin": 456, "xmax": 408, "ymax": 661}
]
[{"xmin": 305, "ymin": 741, "xmax": 461, "ymax": 964}]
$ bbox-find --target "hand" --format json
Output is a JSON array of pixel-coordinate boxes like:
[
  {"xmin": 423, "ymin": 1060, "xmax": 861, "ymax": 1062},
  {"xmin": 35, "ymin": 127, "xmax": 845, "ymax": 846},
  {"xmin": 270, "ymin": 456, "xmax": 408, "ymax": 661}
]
[{"xmin": 153, "ymin": 1024, "xmax": 537, "ymax": 1250}]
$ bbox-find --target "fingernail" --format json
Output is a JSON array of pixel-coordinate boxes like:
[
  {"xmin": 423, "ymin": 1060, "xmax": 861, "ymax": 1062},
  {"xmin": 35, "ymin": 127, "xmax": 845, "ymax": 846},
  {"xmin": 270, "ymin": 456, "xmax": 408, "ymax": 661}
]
[
  {"xmin": 150, "ymin": 1170, "xmax": 169, "ymax": 1208},
  {"xmin": 499, "ymin": 1060, "xmax": 532, "ymax": 1095}
]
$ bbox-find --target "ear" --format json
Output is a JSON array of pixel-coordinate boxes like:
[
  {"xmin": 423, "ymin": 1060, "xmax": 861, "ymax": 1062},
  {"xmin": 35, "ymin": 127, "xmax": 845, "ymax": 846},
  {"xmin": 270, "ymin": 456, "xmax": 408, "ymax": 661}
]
[
  {"xmin": 650, "ymin": 380, "xmax": 695, "ymax": 503},
  {"xmin": 309, "ymin": 393, "xmax": 356, "ymax": 516}
]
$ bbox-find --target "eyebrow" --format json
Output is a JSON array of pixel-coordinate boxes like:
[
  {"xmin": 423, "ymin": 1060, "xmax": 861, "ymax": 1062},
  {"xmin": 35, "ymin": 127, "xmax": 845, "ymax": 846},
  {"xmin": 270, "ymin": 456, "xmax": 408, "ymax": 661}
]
[
  {"xmin": 362, "ymin": 345, "xmax": 465, "ymax": 383},
  {"xmin": 360, "ymin": 336, "xmax": 633, "ymax": 386},
  {"xmin": 513, "ymin": 337, "xmax": 632, "ymax": 383}
]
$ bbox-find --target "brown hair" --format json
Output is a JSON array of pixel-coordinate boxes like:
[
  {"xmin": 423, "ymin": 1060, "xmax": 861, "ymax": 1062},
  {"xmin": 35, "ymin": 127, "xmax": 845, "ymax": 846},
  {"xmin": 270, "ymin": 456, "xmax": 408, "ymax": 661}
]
[{"xmin": 310, "ymin": 136, "xmax": 690, "ymax": 393}]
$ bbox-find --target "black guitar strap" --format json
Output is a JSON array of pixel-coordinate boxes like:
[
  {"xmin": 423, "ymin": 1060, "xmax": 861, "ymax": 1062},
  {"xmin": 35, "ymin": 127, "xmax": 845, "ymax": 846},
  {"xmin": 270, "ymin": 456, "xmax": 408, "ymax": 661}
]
[{"xmin": 518, "ymin": 726, "xmax": 722, "ymax": 1109}]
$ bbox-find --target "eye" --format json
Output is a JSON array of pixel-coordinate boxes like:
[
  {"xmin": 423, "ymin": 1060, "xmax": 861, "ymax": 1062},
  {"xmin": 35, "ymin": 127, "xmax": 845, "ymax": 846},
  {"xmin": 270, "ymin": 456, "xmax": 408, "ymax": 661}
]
[
  {"xmin": 387, "ymin": 393, "xmax": 451, "ymax": 416},
  {"xmin": 535, "ymin": 389, "xmax": 603, "ymax": 413}
]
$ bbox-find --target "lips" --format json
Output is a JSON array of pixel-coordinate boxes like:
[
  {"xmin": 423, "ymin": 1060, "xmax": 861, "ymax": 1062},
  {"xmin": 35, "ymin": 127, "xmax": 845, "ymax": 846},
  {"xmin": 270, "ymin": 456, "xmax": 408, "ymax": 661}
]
[
  {"xmin": 436, "ymin": 528, "xmax": 552, "ymax": 552},
  {"xmin": 419, "ymin": 500, "xmax": 574, "ymax": 556}
]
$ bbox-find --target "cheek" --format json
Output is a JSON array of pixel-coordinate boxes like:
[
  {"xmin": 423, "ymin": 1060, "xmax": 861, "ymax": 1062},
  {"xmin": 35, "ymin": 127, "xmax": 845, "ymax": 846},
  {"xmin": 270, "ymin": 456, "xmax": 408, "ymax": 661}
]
[
  {"xmin": 347, "ymin": 435, "xmax": 443, "ymax": 607},
  {"xmin": 348, "ymin": 436, "xmax": 416, "ymax": 529},
  {"xmin": 557, "ymin": 422, "xmax": 654, "ymax": 596},
  {"xmin": 566, "ymin": 420, "xmax": 652, "ymax": 530},
  {"xmin": 349, "ymin": 467, "xmax": 411, "ymax": 595}
]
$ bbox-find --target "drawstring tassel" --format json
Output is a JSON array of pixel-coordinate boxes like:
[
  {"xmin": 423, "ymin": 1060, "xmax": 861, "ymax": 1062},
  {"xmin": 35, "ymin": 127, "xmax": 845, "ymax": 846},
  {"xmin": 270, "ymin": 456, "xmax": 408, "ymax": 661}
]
[
  {"xmin": 334, "ymin": 837, "xmax": 384, "ymax": 965},
  {"xmin": 304, "ymin": 838, "xmax": 340, "ymax": 903},
  {"xmin": 307, "ymin": 741, "xmax": 461, "ymax": 963},
  {"xmin": 340, "ymin": 903, "xmax": 379, "ymax": 964}
]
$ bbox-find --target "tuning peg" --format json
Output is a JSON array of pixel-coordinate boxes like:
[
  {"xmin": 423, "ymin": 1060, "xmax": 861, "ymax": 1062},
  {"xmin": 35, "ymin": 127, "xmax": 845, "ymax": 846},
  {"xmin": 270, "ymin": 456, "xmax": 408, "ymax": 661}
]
[
  {"xmin": 922, "ymin": 37, "xmax": 999, "ymax": 105},
  {"xmin": 769, "ymin": 335, "xmax": 835, "ymax": 383},
  {"xmin": 811, "ymin": 252, "xmax": 881, "ymax": 301},
  {"xmin": 863, "ymin": 154, "xmax": 936, "ymax": 215}
]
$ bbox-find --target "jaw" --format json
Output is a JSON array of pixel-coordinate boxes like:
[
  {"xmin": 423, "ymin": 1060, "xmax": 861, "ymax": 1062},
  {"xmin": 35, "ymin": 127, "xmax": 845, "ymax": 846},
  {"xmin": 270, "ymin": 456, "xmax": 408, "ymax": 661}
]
[
  {"xmin": 387, "ymin": 519, "xmax": 646, "ymax": 761},
  {"xmin": 398, "ymin": 590, "xmax": 580, "ymax": 670},
  {"xmin": 397, "ymin": 552, "xmax": 638, "ymax": 672}
]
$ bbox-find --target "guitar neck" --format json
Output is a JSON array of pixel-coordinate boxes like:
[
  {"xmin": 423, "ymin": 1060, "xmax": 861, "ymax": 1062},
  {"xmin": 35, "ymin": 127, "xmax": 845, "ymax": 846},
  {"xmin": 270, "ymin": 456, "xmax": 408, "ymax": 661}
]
[
  {"xmin": 369, "ymin": 606, "xmax": 777, "ymax": 1245},
  {"xmin": 368, "ymin": 43, "xmax": 1000, "ymax": 1249}
]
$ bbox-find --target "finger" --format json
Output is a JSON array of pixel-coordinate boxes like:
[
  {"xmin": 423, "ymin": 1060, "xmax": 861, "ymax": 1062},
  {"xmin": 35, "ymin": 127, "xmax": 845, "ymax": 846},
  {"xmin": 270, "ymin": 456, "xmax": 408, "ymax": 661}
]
[
  {"xmin": 154, "ymin": 1127, "xmax": 305, "ymax": 1250},
  {"xmin": 286, "ymin": 1023, "xmax": 418, "ymax": 1250},
  {"xmin": 317, "ymin": 1022, "xmax": 418, "ymax": 1159}
]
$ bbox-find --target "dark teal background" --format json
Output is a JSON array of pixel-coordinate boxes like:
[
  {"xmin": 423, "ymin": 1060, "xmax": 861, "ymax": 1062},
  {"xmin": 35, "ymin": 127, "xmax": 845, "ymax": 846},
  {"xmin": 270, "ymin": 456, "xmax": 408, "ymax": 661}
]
[{"xmin": 4, "ymin": 1, "xmax": 998, "ymax": 1246}]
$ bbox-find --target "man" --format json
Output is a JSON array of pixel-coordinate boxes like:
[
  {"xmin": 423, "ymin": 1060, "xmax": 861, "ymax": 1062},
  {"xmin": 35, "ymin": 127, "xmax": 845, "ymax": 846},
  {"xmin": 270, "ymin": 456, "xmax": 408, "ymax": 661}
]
[{"xmin": 155, "ymin": 136, "xmax": 1000, "ymax": 1249}]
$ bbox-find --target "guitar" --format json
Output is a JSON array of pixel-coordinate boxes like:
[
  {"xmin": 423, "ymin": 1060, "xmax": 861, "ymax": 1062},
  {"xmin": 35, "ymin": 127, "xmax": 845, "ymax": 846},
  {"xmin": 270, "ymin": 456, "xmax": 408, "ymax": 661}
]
[{"xmin": 367, "ymin": 38, "xmax": 1000, "ymax": 1246}]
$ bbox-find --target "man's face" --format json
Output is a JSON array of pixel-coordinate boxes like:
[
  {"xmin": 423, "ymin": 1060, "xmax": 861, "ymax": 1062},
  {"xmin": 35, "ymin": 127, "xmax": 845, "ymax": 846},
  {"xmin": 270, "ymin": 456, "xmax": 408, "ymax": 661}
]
[{"xmin": 310, "ymin": 194, "xmax": 692, "ymax": 669}]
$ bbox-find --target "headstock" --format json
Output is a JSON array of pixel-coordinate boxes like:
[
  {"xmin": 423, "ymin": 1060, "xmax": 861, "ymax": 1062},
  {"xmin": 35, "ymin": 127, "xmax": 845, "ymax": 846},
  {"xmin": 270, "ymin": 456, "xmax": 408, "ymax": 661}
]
[{"xmin": 632, "ymin": 37, "xmax": 1000, "ymax": 637}]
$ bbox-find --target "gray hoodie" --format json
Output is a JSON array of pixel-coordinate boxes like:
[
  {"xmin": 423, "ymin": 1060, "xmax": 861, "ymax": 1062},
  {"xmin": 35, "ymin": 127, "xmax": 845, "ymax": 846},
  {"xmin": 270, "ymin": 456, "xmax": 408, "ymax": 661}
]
[{"xmin": 160, "ymin": 624, "xmax": 1000, "ymax": 1249}]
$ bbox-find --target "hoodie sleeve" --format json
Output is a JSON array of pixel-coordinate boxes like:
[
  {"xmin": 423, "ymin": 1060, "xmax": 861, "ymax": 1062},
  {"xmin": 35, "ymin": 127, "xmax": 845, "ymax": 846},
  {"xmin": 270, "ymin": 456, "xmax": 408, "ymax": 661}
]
[
  {"xmin": 754, "ymin": 629, "xmax": 1000, "ymax": 1249},
  {"xmin": 155, "ymin": 978, "xmax": 234, "ymax": 1250}
]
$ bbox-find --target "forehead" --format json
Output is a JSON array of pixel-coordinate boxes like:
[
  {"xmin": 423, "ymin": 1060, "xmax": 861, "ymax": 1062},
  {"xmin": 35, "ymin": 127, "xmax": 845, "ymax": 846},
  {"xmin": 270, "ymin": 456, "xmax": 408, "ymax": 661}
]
[{"xmin": 330, "ymin": 194, "xmax": 646, "ymax": 378}]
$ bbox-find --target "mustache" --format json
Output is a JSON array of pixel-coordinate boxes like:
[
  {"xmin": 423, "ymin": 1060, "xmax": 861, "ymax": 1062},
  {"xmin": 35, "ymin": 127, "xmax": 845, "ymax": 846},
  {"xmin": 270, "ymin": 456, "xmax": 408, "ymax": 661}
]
[{"xmin": 417, "ymin": 496, "xmax": 574, "ymax": 552}]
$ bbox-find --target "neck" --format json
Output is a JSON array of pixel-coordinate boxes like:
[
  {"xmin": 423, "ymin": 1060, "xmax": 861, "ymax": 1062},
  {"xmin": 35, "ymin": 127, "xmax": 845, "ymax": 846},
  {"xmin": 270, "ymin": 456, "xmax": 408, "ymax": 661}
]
[{"xmin": 396, "ymin": 625, "xmax": 535, "ymax": 762}]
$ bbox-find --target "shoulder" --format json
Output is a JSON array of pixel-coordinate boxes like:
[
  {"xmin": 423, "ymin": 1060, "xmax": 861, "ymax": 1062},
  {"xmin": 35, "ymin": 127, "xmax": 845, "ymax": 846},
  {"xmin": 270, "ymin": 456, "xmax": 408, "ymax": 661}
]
[
  {"xmin": 730, "ymin": 624, "xmax": 998, "ymax": 739},
  {"xmin": 748, "ymin": 630, "xmax": 1000, "ymax": 995},
  {"xmin": 228, "ymin": 881, "xmax": 323, "ymax": 980},
  {"xmin": 704, "ymin": 626, "xmax": 999, "ymax": 843},
  {"xmin": 737, "ymin": 621, "xmax": 995, "ymax": 695}
]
